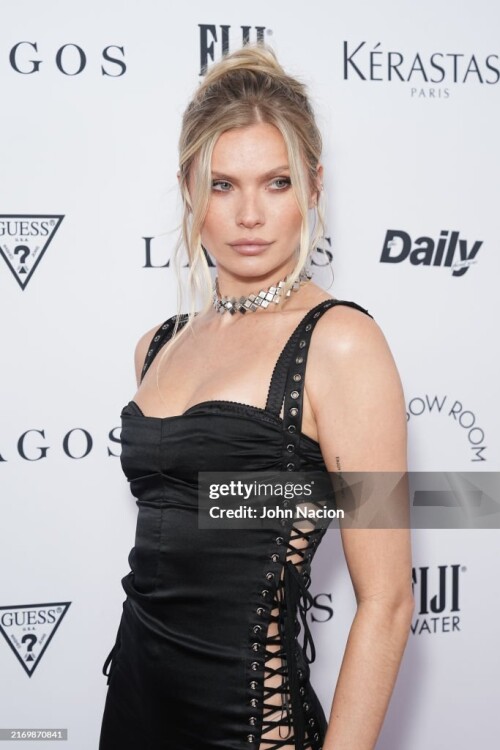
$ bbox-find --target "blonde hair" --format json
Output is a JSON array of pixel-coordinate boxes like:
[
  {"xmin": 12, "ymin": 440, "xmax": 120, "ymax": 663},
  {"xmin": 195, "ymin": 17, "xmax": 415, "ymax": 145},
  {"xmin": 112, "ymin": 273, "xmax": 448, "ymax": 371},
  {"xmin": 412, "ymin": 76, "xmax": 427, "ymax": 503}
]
[{"xmin": 155, "ymin": 42, "xmax": 326, "ymax": 400}]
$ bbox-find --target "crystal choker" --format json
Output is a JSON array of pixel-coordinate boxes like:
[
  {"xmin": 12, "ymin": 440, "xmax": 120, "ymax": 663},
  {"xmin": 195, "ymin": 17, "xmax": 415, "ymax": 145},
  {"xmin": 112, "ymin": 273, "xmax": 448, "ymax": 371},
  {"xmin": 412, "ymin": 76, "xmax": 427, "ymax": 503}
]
[{"xmin": 212, "ymin": 266, "xmax": 313, "ymax": 315}]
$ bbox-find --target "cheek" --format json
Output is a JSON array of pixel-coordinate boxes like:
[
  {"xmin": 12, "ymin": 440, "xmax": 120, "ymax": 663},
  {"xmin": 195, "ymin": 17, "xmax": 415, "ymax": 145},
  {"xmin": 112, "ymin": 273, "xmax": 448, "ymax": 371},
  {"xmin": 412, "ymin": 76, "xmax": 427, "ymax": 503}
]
[
  {"xmin": 200, "ymin": 203, "xmax": 223, "ymax": 242},
  {"xmin": 203, "ymin": 199, "xmax": 229, "ymax": 231},
  {"xmin": 277, "ymin": 200, "xmax": 302, "ymax": 235}
]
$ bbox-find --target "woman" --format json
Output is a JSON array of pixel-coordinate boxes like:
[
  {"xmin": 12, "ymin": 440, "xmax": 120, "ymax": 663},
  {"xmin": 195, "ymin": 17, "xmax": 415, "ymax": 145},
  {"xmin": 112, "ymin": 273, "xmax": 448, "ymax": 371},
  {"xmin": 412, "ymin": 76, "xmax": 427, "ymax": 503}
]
[{"xmin": 99, "ymin": 43, "xmax": 414, "ymax": 750}]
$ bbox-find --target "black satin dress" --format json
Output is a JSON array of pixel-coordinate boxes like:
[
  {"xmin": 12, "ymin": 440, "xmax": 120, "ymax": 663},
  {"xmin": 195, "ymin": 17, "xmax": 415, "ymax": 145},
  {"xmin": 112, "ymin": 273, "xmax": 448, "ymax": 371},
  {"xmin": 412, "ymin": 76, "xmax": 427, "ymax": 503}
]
[{"xmin": 98, "ymin": 298, "xmax": 373, "ymax": 750}]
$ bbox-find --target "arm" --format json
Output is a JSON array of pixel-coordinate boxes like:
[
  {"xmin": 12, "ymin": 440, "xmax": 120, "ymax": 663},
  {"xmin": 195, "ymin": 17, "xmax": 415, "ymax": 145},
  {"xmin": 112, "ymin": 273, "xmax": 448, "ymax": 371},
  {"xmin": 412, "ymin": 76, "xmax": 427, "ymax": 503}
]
[{"xmin": 307, "ymin": 305, "xmax": 414, "ymax": 750}]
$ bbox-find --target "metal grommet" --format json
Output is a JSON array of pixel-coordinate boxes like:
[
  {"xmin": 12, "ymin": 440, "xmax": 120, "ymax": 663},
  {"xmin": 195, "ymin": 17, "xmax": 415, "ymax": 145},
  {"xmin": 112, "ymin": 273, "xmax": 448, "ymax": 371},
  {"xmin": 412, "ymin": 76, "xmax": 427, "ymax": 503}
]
[
  {"xmin": 289, "ymin": 407, "xmax": 298, "ymax": 416},
  {"xmin": 290, "ymin": 390, "xmax": 299, "ymax": 399},
  {"xmin": 305, "ymin": 323, "xmax": 312, "ymax": 331},
  {"xmin": 253, "ymin": 624, "xmax": 263, "ymax": 633},
  {"xmin": 299, "ymin": 339, "xmax": 306, "ymax": 348},
  {"xmin": 251, "ymin": 661, "xmax": 259, "ymax": 670},
  {"xmin": 275, "ymin": 536, "xmax": 284, "ymax": 544},
  {"xmin": 270, "ymin": 553, "xmax": 279, "ymax": 562},
  {"xmin": 293, "ymin": 373, "xmax": 302, "ymax": 382},
  {"xmin": 249, "ymin": 681, "xmax": 258, "ymax": 690},
  {"xmin": 247, "ymin": 735, "xmax": 255, "ymax": 743},
  {"xmin": 286, "ymin": 463, "xmax": 295, "ymax": 471},
  {"xmin": 250, "ymin": 698, "xmax": 258, "ymax": 707},
  {"xmin": 249, "ymin": 716, "xmax": 257, "ymax": 726},
  {"xmin": 148, "ymin": 349, "xmax": 153, "ymax": 356},
  {"xmin": 265, "ymin": 571, "xmax": 274, "ymax": 581},
  {"xmin": 287, "ymin": 424, "xmax": 296, "ymax": 433},
  {"xmin": 286, "ymin": 443, "xmax": 294, "ymax": 452},
  {"xmin": 313, "ymin": 311, "xmax": 320, "ymax": 318},
  {"xmin": 251, "ymin": 642, "xmax": 260, "ymax": 651},
  {"xmin": 299, "ymin": 686, "xmax": 305, "ymax": 696},
  {"xmin": 261, "ymin": 589, "xmax": 270, "ymax": 598},
  {"xmin": 309, "ymin": 718, "xmax": 315, "ymax": 726},
  {"xmin": 295, "ymin": 355, "xmax": 304, "ymax": 364},
  {"xmin": 153, "ymin": 335, "xmax": 160, "ymax": 341},
  {"xmin": 256, "ymin": 607, "xmax": 265, "ymax": 616}
]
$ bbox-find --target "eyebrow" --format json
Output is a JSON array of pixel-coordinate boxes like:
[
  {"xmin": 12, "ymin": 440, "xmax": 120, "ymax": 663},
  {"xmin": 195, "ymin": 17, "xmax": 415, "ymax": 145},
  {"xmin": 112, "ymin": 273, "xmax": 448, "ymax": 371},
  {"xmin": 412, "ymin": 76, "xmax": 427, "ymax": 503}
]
[{"xmin": 211, "ymin": 165, "xmax": 290, "ymax": 180}]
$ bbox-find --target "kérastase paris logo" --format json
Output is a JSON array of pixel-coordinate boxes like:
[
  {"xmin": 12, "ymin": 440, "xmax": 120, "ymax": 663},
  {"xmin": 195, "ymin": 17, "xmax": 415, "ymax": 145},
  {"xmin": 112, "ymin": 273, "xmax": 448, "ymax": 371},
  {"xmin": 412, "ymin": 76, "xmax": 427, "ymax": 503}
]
[{"xmin": 0, "ymin": 215, "xmax": 64, "ymax": 290}]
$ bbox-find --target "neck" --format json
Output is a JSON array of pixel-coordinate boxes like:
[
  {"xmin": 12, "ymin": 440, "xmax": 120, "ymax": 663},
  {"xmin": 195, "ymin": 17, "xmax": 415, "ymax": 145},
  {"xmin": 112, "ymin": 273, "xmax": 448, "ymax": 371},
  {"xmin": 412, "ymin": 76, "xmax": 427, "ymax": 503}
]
[
  {"xmin": 214, "ymin": 265, "xmax": 295, "ymax": 299},
  {"xmin": 212, "ymin": 265, "xmax": 312, "ymax": 315}
]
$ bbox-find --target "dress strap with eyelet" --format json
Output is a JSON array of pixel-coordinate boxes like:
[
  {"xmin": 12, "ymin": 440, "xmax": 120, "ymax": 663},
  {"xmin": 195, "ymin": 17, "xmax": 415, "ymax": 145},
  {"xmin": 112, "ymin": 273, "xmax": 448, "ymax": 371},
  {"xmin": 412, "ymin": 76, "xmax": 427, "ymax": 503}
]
[
  {"xmin": 270, "ymin": 299, "xmax": 374, "ymax": 471},
  {"xmin": 140, "ymin": 313, "xmax": 192, "ymax": 384}
]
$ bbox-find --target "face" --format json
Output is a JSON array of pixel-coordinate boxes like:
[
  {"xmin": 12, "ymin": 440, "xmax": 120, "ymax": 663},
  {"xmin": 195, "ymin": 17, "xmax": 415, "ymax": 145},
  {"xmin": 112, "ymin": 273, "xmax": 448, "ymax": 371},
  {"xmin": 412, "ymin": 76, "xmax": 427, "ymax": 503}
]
[{"xmin": 186, "ymin": 122, "xmax": 321, "ymax": 292}]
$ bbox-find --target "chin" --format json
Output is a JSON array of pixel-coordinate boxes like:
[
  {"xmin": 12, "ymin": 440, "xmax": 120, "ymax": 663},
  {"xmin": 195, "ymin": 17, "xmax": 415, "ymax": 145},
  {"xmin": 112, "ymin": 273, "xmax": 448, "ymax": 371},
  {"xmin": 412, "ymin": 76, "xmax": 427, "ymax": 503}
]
[{"xmin": 217, "ymin": 256, "xmax": 295, "ymax": 282}]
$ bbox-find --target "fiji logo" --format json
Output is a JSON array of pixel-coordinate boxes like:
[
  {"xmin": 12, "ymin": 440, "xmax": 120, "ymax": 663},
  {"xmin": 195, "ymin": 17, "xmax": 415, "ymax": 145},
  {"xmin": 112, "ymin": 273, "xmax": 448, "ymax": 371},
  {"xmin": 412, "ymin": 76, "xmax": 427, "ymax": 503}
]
[
  {"xmin": 0, "ymin": 214, "xmax": 64, "ymax": 290},
  {"xmin": 411, "ymin": 564, "xmax": 463, "ymax": 635},
  {"xmin": 0, "ymin": 602, "xmax": 71, "ymax": 677},
  {"xmin": 199, "ymin": 25, "xmax": 269, "ymax": 75}
]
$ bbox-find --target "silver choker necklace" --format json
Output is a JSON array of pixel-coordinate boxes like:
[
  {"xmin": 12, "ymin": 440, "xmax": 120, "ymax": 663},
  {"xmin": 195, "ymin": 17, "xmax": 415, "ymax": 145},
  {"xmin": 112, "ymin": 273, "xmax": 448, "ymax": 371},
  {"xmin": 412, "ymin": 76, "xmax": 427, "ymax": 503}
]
[{"xmin": 212, "ymin": 266, "xmax": 313, "ymax": 315}]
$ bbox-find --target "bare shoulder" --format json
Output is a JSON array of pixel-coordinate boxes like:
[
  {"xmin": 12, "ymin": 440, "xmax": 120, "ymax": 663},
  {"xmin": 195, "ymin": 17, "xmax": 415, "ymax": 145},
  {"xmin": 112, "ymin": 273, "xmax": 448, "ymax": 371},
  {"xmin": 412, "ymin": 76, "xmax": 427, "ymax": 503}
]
[
  {"xmin": 306, "ymin": 300, "xmax": 407, "ymax": 472},
  {"xmin": 133, "ymin": 319, "xmax": 170, "ymax": 387},
  {"xmin": 309, "ymin": 300, "xmax": 383, "ymax": 363},
  {"xmin": 308, "ymin": 299, "xmax": 399, "ymax": 407}
]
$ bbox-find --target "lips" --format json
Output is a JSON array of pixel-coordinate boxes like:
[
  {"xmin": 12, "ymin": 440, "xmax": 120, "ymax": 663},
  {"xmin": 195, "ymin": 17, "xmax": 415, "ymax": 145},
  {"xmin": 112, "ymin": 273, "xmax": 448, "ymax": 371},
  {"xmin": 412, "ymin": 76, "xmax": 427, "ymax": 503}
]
[{"xmin": 229, "ymin": 240, "xmax": 273, "ymax": 256}]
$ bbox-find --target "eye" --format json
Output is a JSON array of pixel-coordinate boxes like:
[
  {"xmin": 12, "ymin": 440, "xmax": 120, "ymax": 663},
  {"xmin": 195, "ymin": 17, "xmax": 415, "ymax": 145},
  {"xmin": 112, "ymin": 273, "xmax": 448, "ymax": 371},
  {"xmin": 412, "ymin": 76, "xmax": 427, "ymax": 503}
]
[
  {"xmin": 270, "ymin": 177, "xmax": 292, "ymax": 190},
  {"xmin": 211, "ymin": 180, "xmax": 232, "ymax": 191}
]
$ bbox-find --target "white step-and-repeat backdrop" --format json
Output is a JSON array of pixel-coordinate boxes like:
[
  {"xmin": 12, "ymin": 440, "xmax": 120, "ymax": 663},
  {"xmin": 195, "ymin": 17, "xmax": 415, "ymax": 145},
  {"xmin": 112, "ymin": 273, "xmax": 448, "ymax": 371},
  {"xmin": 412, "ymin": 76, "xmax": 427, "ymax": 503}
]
[{"xmin": 1, "ymin": 1, "xmax": 499, "ymax": 748}]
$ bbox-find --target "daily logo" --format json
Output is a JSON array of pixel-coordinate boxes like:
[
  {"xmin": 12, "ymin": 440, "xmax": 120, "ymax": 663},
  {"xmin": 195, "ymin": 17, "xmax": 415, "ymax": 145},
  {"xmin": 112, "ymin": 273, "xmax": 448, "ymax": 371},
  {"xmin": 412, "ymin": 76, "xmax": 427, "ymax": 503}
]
[
  {"xmin": 0, "ymin": 602, "xmax": 71, "ymax": 677},
  {"xmin": 381, "ymin": 229, "xmax": 482, "ymax": 277},
  {"xmin": 0, "ymin": 215, "xmax": 64, "ymax": 290}
]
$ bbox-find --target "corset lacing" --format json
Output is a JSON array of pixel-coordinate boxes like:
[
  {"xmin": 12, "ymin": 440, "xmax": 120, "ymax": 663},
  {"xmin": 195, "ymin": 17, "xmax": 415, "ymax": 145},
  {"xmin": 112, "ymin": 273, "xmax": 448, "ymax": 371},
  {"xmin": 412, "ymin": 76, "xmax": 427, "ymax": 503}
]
[
  {"xmin": 256, "ymin": 299, "xmax": 344, "ymax": 750},
  {"xmin": 259, "ymin": 524, "xmax": 324, "ymax": 750}
]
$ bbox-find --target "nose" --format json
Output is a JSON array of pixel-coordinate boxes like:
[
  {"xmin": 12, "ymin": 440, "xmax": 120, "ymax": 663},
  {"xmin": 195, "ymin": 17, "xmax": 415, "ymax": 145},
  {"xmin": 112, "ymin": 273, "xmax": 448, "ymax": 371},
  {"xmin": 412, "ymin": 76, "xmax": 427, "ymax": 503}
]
[{"xmin": 235, "ymin": 189, "xmax": 264, "ymax": 227}]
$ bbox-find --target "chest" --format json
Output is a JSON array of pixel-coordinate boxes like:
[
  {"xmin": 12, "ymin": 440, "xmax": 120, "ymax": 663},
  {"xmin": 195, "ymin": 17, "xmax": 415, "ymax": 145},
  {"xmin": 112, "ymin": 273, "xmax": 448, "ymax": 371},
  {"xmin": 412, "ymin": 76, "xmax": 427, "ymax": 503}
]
[{"xmin": 132, "ymin": 315, "xmax": 321, "ymax": 444}]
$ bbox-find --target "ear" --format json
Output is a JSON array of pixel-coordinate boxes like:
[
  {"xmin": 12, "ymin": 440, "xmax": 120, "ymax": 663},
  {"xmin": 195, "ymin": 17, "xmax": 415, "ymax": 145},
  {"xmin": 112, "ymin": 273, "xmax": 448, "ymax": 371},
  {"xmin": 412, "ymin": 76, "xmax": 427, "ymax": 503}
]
[
  {"xmin": 316, "ymin": 163, "xmax": 324, "ymax": 193},
  {"xmin": 178, "ymin": 168, "xmax": 194, "ymax": 213},
  {"xmin": 308, "ymin": 163, "xmax": 324, "ymax": 209}
]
